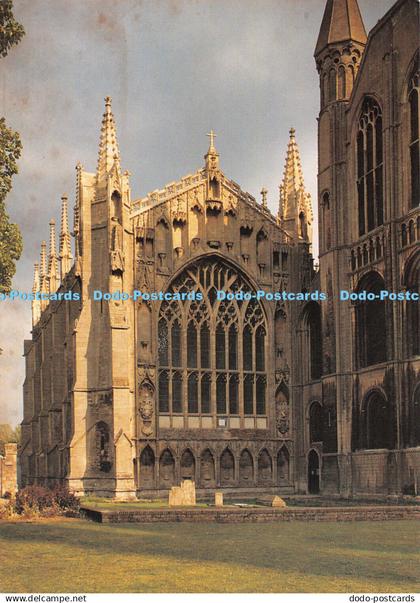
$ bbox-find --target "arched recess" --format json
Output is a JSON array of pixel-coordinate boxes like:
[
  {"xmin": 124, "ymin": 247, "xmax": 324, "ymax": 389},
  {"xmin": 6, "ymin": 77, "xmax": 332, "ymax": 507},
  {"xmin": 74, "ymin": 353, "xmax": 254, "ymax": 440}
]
[
  {"xmin": 300, "ymin": 302, "xmax": 323, "ymax": 381},
  {"xmin": 111, "ymin": 190, "xmax": 122, "ymax": 224},
  {"xmin": 94, "ymin": 421, "xmax": 112, "ymax": 473},
  {"xmin": 322, "ymin": 192, "xmax": 331, "ymax": 251},
  {"xmin": 155, "ymin": 218, "xmax": 170, "ymax": 270},
  {"xmin": 409, "ymin": 385, "xmax": 420, "ymax": 447},
  {"xmin": 299, "ymin": 211, "xmax": 308, "ymax": 240},
  {"xmin": 355, "ymin": 271, "xmax": 387, "ymax": 367},
  {"xmin": 274, "ymin": 304, "xmax": 287, "ymax": 356},
  {"xmin": 200, "ymin": 449, "xmax": 216, "ymax": 488},
  {"xmin": 362, "ymin": 390, "xmax": 395, "ymax": 450},
  {"xmin": 307, "ymin": 449, "xmax": 320, "ymax": 494},
  {"xmin": 139, "ymin": 445, "xmax": 155, "ymax": 488},
  {"xmin": 309, "ymin": 401, "xmax": 323, "ymax": 444},
  {"xmin": 137, "ymin": 303, "xmax": 152, "ymax": 364},
  {"xmin": 189, "ymin": 205, "xmax": 202, "ymax": 244},
  {"xmin": 277, "ymin": 446, "xmax": 290, "ymax": 486},
  {"xmin": 159, "ymin": 449, "xmax": 175, "ymax": 488},
  {"xmin": 180, "ymin": 449, "xmax": 196, "ymax": 481},
  {"xmin": 256, "ymin": 227, "xmax": 269, "ymax": 273},
  {"xmin": 257, "ymin": 448, "xmax": 273, "ymax": 485},
  {"xmin": 239, "ymin": 449, "xmax": 254, "ymax": 485},
  {"xmin": 275, "ymin": 382, "xmax": 289, "ymax": 437},
  {"xmin": 403, "ymin": 251, "xmax": 420, "ymax": 358},
  {"xmin": 220, "ymin": 448, "xmax": 235, "ymax": 485}
]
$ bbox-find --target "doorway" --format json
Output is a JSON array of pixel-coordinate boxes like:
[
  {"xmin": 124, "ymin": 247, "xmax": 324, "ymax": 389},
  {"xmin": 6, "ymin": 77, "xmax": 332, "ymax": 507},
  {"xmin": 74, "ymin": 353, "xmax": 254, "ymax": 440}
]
[{"xmin": 308, "ymin": 449, "xmax": 320, "ymax": 494}]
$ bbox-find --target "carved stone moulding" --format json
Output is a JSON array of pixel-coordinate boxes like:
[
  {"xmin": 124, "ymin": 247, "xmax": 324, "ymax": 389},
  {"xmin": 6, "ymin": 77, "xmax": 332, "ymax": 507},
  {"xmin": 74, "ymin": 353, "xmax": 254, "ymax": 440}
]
[{"xmin": 138, "ymin": 375, "xmax": 155, "ymax": 437}]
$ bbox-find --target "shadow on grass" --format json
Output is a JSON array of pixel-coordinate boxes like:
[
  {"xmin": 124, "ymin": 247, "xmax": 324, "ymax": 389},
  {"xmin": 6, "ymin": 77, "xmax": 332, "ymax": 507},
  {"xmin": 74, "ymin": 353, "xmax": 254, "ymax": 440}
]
[{"xmin": 0, "ymin": 519, "xmax": 418, "ymax": 588}]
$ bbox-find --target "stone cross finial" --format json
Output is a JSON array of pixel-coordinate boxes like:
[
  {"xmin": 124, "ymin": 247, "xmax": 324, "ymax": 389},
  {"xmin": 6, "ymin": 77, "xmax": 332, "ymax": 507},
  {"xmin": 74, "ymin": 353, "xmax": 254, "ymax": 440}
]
[{"xmin": 207, "ymin": 129, "xmax": 217, "ymax": 150}]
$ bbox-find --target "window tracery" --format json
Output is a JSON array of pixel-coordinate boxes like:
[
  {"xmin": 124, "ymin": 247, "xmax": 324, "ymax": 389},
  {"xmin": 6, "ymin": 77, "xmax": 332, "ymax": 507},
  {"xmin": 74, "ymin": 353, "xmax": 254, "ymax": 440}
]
[
  {"xmin": 157, "ymin": 258, "xmax": 267, "ymax": 417},
  {"xmin": 357, "ymin": 98, "xmax": 384, "ymax": 235},
  {"xmin": 409, "ymin": 57, "xmax": 419, "ymax": 208}
]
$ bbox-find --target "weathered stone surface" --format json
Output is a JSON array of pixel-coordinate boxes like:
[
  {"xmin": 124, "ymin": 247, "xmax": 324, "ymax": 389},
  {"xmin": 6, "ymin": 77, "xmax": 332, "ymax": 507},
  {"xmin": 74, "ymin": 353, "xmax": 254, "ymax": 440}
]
[
  {"xmin": 168, "ymin": 480, "xmax": 196, "ymax": 506},
  {"xmin": 80, "ymin": 505, "xmax": 420, "ymax": 524},
  {"xmin": 256, "ymin": 495, "xmax": 287, "ymax": 508},
  {"xmin": 0, "ymin": 443, "xmax": 17, "ymax": 496},
  {"xmin": 215, "ymin": 492, "xmax": 223, "ymax": 507}
]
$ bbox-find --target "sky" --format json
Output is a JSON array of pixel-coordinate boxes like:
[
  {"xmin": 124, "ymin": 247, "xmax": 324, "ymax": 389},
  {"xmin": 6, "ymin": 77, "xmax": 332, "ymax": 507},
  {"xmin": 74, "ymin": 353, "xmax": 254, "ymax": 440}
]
[{"xmin": 0, "ymin": 0, "xmax": 396, "ymax": 426}]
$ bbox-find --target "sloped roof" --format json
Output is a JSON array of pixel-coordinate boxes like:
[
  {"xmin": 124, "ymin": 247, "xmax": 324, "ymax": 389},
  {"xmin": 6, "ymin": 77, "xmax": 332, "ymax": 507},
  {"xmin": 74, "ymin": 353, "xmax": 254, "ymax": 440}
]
[{"xmin": 315, "ymin": 0, "xmax": 367, "ymax": 56}]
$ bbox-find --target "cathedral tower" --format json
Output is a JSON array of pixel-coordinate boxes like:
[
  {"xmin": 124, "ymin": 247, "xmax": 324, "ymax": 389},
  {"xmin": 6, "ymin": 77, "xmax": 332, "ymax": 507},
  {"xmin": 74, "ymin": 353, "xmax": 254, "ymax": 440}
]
[
  {"xmin": 313, "ymin": 0, "xmax": 367, "ymax": 495},
  {"xmin": 70, "ymin": 97, "xmax": 136, "ymax": 498}
]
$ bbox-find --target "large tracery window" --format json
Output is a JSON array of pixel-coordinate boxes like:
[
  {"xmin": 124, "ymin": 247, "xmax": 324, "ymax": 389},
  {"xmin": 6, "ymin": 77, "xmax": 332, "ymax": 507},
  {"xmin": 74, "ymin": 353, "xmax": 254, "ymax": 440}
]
[
  {"xmin": 357, "ymin": 97, "xmax": 384, "ymax": 235},
  {"xmin": 409, "ymin": 57, "xmax": 420, "ymax": 208},
  {"xmin": 157, "ymin": 258, "xmax": 267, "ymax": 417}
]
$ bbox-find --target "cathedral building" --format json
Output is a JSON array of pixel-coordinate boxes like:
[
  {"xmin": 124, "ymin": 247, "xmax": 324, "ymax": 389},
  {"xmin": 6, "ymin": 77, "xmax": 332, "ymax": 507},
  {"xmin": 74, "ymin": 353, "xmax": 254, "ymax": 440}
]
[{"xmin": 20, "ymin": 0, "xmax": 419, "ymax": 498}]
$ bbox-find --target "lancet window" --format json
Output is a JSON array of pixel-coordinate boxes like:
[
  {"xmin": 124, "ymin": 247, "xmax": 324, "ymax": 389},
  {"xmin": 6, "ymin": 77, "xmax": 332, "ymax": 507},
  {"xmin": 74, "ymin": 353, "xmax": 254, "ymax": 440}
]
[{"xmin": 357, "ymin": 98, "xmax": 384, "ymax": 235}]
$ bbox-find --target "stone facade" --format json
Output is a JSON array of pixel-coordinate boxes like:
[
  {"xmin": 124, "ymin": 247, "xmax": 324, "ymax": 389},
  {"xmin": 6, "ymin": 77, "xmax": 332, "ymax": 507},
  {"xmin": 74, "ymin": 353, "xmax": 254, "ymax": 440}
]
[
  {"xmin": 20, "ymin": 0, "xmax": 419, "ymax": 498},
  {"xmin": 0, "ymin": 443, "xmax": 17, "ymax": 496}
]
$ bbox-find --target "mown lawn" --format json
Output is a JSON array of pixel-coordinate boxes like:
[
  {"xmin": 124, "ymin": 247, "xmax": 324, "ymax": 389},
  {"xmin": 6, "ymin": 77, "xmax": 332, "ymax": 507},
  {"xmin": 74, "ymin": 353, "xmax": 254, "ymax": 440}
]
[{"xmin": 0, "ymin": 519, "xmax": 418, "ymax": 593}]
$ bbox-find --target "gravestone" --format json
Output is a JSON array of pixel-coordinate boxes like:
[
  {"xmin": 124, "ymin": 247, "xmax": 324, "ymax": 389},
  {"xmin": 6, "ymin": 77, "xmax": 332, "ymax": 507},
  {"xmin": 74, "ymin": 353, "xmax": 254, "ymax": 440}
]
[
  {"xmin": 215, "ymin": 491, "xmax": 223, "ymax": 507},
  {"xmin": 256, "ymin": 495, "xmax": 286, "ymax": 508},
  {"xmin": 168, "ymin": 479, "xmax": 196, "ymax": 506}
]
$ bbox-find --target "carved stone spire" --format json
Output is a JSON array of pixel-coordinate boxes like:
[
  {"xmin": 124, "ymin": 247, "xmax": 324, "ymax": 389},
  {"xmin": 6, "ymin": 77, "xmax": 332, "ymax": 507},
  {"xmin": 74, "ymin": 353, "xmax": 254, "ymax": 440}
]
[
  {"xmin": 73, "ymin": 162, "xmax": 82, "ymax": 262},
  {"xmin": 280, "ymin": 128, "xmax": 313, "ymax": 242},
  {"xmin": 280, "ymin": 128, "xmax": 305, "ymax": 215},
  {"xmin": 32, "ymin": 263, "xmax": 41, "ymax": 326},
  {"xmin": 315, "ymin": 0, "xmax": 367, "ymax": 106},
  {"xmin": 315, "ymin": 0, "xmax": 367, "ymax": 56},
  {"xmin": 205, "ymin": 129, "xmax": 220, "ymax": 173},
  {"xmin": 59, "ymin": 194, "xmax": 73, "ymax": 279},
  {"xmin": 260, "ymin": 187, "xmax": 268, "ymax": 209},
  {"xmin": 39, "ymin": 240, "xmax": 48, "ymax": 310},
  {"xmin": 96, "ymin": 96, "xmax": 121, "ymax": 183},
  {"xmin": 48, "ymin": 219, "xmax": 59, "ymax": 293}
]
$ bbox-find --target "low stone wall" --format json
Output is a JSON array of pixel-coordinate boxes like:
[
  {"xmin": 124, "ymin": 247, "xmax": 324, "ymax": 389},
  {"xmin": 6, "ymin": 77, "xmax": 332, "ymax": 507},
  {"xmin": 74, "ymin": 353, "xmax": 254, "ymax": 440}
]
[{"xmin": 80, "ymin": 505, "xmax": 420, "ymax": 524}]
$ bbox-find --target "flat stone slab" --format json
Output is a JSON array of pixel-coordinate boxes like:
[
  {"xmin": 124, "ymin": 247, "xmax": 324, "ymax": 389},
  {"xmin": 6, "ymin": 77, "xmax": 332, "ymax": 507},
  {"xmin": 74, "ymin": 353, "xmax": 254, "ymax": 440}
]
[
  {"xmin": 256, "ymin": 495, "xmax": 287, "ymax": 508},
  {"xmin": 80, "ymin": 505, "xmax": 420, "ymax": 524}
]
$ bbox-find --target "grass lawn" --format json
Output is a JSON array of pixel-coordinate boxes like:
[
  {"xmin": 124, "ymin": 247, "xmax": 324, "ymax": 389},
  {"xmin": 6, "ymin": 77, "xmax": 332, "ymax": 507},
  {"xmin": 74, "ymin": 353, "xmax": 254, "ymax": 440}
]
[{"xmin": 0, "ymin": 519, "xmax": 418, "ymax": 593}]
